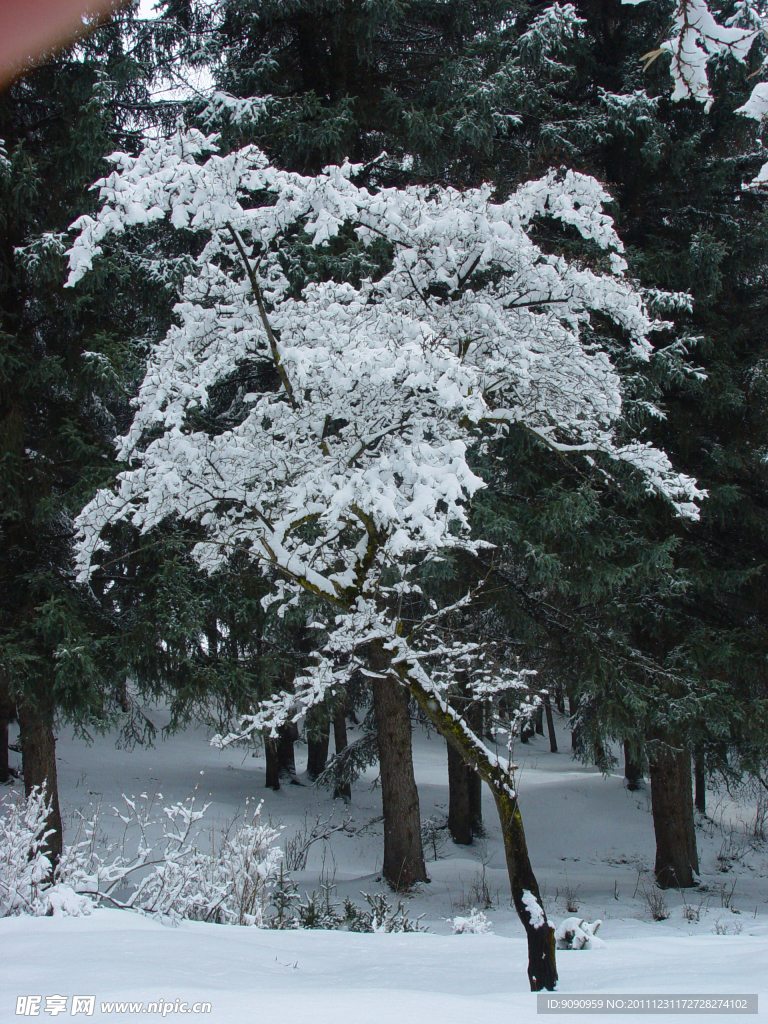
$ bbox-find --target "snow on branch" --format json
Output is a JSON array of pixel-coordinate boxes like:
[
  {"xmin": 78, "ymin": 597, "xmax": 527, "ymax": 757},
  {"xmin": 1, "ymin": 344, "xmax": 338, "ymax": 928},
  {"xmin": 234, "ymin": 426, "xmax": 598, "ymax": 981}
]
[
  {"xmin": 626, "ymin": 1, "xmax": 768, "ymax": 180},
  {"xmin": 627, "ymin": 0, "xmax": 759, "ymax": 111},
  {"xmin": 67, "ymin": 128, "xmax": 703, "ymax": 607}
]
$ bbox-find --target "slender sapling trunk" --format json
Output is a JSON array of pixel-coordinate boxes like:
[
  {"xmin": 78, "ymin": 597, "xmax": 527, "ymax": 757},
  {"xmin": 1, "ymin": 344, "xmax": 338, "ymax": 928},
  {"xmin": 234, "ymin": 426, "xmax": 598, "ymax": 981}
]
[
  {"xmin": 543, "ymin": 694, "xmax": 557, "ymax": 753},
  {"xmin": 332, "ymin": 706, "xmax": 351, "ymax": 801}
]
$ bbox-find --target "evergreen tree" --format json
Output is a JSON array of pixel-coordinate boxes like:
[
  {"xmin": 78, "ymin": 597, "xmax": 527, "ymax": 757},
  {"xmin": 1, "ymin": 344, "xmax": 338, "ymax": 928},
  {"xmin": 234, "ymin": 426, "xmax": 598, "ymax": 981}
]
[
  {"xmin": 462, "ymin": 0, "xmax": 768, "ymax": 886},
  {"xmin": 0, "ymin": 3, "xmax": 190, "ymax": 860}
]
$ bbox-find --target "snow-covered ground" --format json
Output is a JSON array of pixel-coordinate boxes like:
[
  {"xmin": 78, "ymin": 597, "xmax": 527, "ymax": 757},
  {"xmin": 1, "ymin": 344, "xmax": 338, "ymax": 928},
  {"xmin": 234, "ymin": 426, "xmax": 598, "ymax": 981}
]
[{"xmin": 2, "ymin": 709, "xmax": 767, "ymax": 1021}]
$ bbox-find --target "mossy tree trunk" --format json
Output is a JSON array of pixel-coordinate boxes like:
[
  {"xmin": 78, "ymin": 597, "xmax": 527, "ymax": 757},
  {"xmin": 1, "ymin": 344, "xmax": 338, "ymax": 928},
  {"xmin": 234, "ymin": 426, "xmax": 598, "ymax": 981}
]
[{"xmin": 405, "ymin": 672, "xmax": 557, "ymax": 991}]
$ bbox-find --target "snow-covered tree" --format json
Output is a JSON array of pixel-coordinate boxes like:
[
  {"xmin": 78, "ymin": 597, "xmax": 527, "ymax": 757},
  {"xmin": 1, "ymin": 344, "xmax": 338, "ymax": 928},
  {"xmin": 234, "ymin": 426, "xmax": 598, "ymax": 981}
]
[{"xmin": 65, "ymin": 126, "xmax": 703, "ymax": 989}]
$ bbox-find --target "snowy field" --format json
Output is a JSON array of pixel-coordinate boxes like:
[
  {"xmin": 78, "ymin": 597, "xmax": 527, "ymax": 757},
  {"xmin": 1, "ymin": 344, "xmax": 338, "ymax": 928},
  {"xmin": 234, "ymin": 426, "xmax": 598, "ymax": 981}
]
[{"xmin": 2, "ymin": 709, "xmax": 767, "ymax": 1022}]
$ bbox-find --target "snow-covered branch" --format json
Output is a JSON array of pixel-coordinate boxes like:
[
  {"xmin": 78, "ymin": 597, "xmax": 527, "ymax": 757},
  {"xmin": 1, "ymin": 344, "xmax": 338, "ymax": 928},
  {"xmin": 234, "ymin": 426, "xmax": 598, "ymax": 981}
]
[{"xmin": 67, "ymin": 129, "xmax": 703, "ymax": 610}]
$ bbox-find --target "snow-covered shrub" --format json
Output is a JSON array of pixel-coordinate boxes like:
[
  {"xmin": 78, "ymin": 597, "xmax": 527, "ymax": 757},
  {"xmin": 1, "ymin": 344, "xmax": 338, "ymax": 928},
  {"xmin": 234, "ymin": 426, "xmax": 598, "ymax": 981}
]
[
  {"xmin": 451, "ymin": 908, "xmax": 493, "ymax": 934},
  {"xmin": 1, "ymin": 786, "xmax": 282, "ymax": 925},
  {"xmin": 212, "ymin": 804, "xmax": 285, "ymax": 925},
  {"xmin": 43, "ymin": 885, "xmax": 93, "ymax": 918},
  {"xmin": 555, "ymin": 917, "xmax": 605, "ymax": 950},
  {"xmin": 0, "ymin": 787, "xmax": 53, "ymax": 917},
  {"xmin": 59, "ymin": 792, "xmax": 283, "ymax": 925}
]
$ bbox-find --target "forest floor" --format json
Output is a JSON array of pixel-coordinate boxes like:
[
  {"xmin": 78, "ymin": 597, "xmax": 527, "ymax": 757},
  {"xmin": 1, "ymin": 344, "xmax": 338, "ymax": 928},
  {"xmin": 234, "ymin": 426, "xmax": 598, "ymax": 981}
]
[{"xmin": 2, "ymin": 708, "xmax": 767, "ymax": 1021}]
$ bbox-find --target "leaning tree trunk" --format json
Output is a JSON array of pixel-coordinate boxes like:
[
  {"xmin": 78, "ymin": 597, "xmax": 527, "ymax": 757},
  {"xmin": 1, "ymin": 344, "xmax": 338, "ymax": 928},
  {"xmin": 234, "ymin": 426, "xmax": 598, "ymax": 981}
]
[
  {"xmin": 405, "ymin": 672, "xmax": 557, "ymax": 991},
  {"xmin": 305, "ymin": 707, "xmax": 330, "ymax": 781},
  {"xmin": 649, "ymin": 735, "xmax": 699, "ymax": 888},
  {"xmin": 332, "ymin": 706, "xmax": 352, "ymax": 801},
  {"xmin": 543, "ymin": 694, "xmax": 558, "ymax": 753},
  {"xmin": 17, "ymin": 696, "xmax": 63, "ymax": 871},
  {"xmin": 369, "ymin": 641, "xmax": 428, "ymax": 890}
]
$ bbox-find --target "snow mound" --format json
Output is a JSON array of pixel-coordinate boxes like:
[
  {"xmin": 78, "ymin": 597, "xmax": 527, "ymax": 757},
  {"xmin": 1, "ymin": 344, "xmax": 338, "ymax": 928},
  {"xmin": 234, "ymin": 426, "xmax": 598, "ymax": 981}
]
[{"xmin": 555, "ymin": 917, "xmax": 605, "ymax": 950}]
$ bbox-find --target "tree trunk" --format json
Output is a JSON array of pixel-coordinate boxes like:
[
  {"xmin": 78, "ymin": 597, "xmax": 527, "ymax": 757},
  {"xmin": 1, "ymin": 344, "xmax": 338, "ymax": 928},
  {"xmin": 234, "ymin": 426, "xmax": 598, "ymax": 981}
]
[
  {"xmin": 369, "ymin": 641, "xmax": 428, "ymax": 890},
  {"xmin": 594, "ymin": 737, "xmax": 608, "ymax": 771},
  {"xmin": 694, "ymin": 751, "xmax": 706, "ymax": 814},
  {"xmin": 447, "ymin": 686, "xmax": 482, "ymax": 843},
  {"xmin": 568, "ymin": 691, "xmax": 578, "ymax": 750},
  {"xmin": 447, "ymin": 741, "xmax": 474, "ymax": 844},
  {"xmin": 555, "ymin": 689, "xmax": 565, "ymax": 715},
  {"xmin": 0, "ymin": 680, "xmax": 14, "ymax": 784},
  {"xmin": 649, "ymin": 737, "xmax": 699, "ymax": 888},
  {"xmin": 406, "ymin": 674, "xmax": 557, "ymax": 991},
  {"xmin": 17, "ymin": 698, "xmax": 63, "ymax": 871},
  {"xmin": 543, "ymin": 694, "xmax": 557, "ymax": 753},
  {"xmin": 0, "ymin": 716, "xmax": 9, "ymax": 784},
  {"xmin": 467, "ymin": 697, "xmax": 483, "ymax": 836},
  {"xmin": 277, "ymin": 722, "xmax": 299, "ymax": 782},
  {"xmin": 332, "ymin": 706, "xmax": 351, "ymax": 801},
  {"xmin": 116, "ymin": 677, "xmax": 130, "ymax": 713},
  {"xmin": 535, "ymin": 706, "xmax": 544, "ymax": 736},
  {"xmin": 448, "ymin": 741, "xmax": 483, "ymax": 843},
  {"xmin": 265, "ymin": 735, "xmax": 280, "ymax": 790},
  {"xmin": 520, "ymin": 717, "xmax": 535, "ymax": 743},
  {"xmin": 305, "ymin": 707, "xmax": 330, "ymax": 781},
  {"xmin": 624, "ymin": 741, "xmax": 643, "ymax": 791}
]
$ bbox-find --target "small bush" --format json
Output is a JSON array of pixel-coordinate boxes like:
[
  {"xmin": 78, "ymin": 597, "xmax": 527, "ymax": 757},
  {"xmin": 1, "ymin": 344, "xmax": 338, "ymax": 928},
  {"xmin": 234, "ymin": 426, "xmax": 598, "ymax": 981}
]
[
  {"xmin": 641, "ymin": 885, "xmax": 670, "ymax": 922},
  {"xmin": 451, "ymin": 908, "xmax": 492, "ymax": 934}
]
